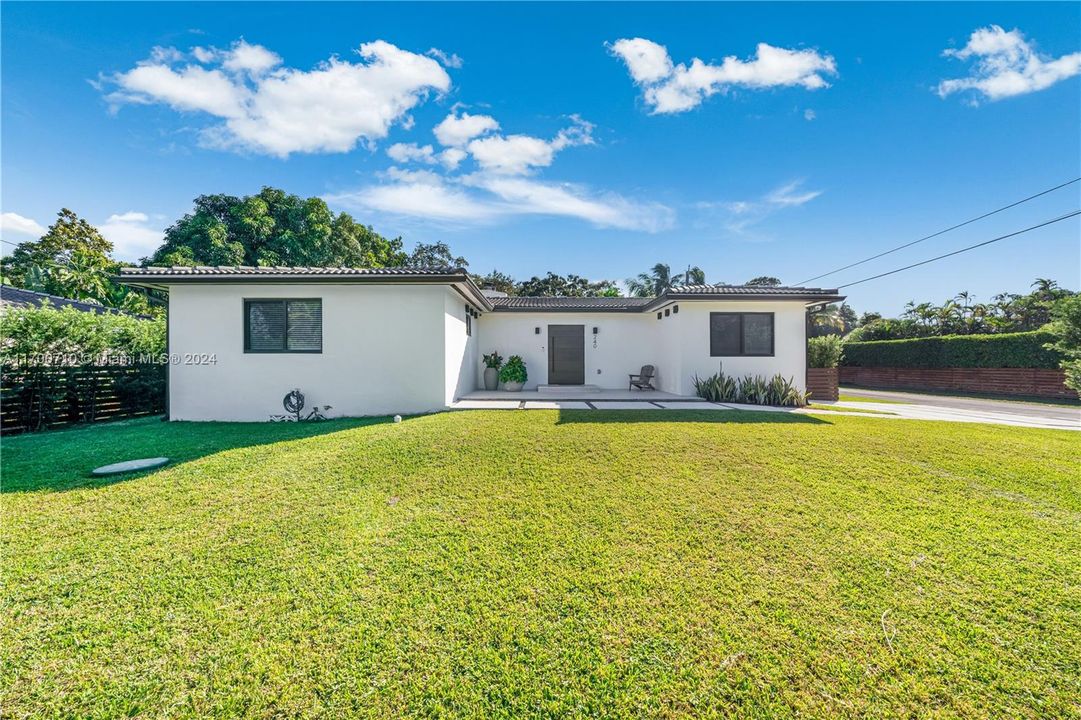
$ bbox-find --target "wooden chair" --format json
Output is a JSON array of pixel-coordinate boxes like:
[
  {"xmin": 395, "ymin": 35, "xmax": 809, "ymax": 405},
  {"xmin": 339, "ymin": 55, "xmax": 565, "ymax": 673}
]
[{"xmin": 628, "ymin": 365, "xmax": 656, "ymax": 390}]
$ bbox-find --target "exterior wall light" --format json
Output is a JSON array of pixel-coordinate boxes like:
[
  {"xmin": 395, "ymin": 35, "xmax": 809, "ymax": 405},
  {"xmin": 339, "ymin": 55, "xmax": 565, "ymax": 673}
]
[
  {"xmin": 664, "ymin": 309, "xmax": 670, "ymax": 317},
  {"xmin": 657, "ymin": 312, "xmax": 662, "ymax": 319},
  {"xmin": 535, "ymin": 327, "xmax": 541, "ymax": 334},
  {"xmin": 673, "ymin": 305, "xmax": 679, "ymax": 314},
  {"xmin": 592, "ymin": 327, "xmax": 599, "ymax": 334}
]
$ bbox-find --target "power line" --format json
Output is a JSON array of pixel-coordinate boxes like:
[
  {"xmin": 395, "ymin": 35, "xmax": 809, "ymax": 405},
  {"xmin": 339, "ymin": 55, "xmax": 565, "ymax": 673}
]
[
  {"xmin": 798, "ymin": 177, "xmax": 1081, "ymax": 285},
  {"xmin": 836, "ymin": 210, "xmax": 1080, "ymax": 290}
]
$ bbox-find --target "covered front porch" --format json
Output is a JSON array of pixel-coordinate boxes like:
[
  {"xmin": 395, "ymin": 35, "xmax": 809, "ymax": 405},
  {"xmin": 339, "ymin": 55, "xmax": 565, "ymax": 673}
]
[{"xmin": 453, "ymin": 386, "xmax": 710, "ymax": 409}]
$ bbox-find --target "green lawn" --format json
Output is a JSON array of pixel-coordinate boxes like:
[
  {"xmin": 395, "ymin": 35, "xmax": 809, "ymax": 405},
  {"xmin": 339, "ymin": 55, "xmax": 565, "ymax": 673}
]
[{"xmin": 3, "ymin": 411, "xmax": 1079, "ymax": 718}]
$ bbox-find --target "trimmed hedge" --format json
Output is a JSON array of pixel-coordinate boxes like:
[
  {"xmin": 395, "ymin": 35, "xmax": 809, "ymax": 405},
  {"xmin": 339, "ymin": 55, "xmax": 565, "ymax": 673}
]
[{"xmin": 842, "ymin": 331, "xmax": 1062, "ymax": 369}]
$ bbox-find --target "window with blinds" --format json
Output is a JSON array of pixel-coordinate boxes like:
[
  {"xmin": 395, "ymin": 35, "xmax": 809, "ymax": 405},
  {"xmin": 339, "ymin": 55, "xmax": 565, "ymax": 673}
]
[
  {"xmin": 244, "ymin": 299, "xmax": 322, "ymax": 353},
  {"xmin": 709, "ymin": 312, "xmax": 774, "ymax": 357}
]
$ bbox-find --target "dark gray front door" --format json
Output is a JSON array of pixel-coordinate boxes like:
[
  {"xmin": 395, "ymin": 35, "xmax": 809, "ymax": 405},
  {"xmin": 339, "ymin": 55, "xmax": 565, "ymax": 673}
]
[{"xmin": 548, "ymin": 325, "xmax": 585, "ymax": 385}]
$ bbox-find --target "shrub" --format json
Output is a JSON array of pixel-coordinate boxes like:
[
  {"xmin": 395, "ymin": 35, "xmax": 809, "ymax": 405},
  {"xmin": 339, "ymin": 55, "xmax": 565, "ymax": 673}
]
[
  {"xmin": 1046, "ymin": 295, "xmax": 1081, "ymax": 395},
  {"xmin": 845, "ymin": 319, "xmax": 934, "ymax": 342},
  {"xmin": 807, "ymin": 335, "xmax": 844, "ymax": 368},
  {"xmin": 842, "ymin": 331, "xmax": 1061, "ymax": 369},
  {"xmin": 693, "ymin": 371, "xmax": 807, "ymax": 407},
  {"xmin": 499, "ymin": 355, "xmax": 527, "ymax": 384},
  {"xmin": 0, "ymin": 302, "xmax": 165, "ymax": 366}
]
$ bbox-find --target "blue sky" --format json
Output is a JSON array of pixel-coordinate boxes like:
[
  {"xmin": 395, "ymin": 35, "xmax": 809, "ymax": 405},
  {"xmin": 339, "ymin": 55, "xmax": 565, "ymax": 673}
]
[{"xmin": 2, "ymin": 2, "xmax": 1079, "ymax": 315}]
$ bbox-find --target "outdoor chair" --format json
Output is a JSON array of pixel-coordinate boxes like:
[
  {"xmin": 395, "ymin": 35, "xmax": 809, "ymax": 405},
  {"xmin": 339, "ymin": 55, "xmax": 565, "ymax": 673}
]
[{"xmin": 628, "ymin": 365, "xmax": 656, "ymax": 390}]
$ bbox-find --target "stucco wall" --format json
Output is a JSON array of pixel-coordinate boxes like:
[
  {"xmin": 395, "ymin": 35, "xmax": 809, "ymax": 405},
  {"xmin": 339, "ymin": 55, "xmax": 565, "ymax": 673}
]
[
  {"xmin": 444, "ymin": 290, "xmax": 479, "ymax": 404},
  {"xmin": 476, "ymin": 311, "xmax": 661, "ymax": 390},
  {"xmin": 476, "ymin": 301, "xmax": 808, "ymax": 394},
  {"xmin": 167, "ymin": 283, "xmax": 450, "ymax": 421},
  {"xmin": 673, "ymin": 300, "xmax": 809, "ymax": 396}
]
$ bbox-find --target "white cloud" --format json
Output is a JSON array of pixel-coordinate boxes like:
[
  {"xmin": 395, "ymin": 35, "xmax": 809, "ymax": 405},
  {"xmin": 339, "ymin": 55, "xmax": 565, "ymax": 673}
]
[
  {"xmin": 426, "ymin": 48, "xmax": 463, "ymax": 69},
  {"xmin": 701, "ymin": 180, "xmax": 822, "ymax": 239},
  {"xmin": 387, "ymin": 142, "xmax": 437, "ymax": 164},
  {"xmin": 329, "ymin": 169, "xmax": 673, "ymax": 232},
  {"xmin": 329, "ymin": 170, "xmax": 501, "ymax": 223},
  {"xmin": 438, "ymin": 147, "xmax": 468, "ymax": 170},
  {"xmin": 105, "ymin": 39, "xmax": 451, "ymax": 156},
  {"xmin": 466, "ymin": 116, "xmax": 593, "ymax": 175},
  {"xmin": 609, "ymin": 37, "xmax": 837, "ymax": 113},
  {"xmin": 99, "ymin": 212, "xmax": 164, "ymax": 261},
  {"xmin": 221, "ymin": 39, "xmax": 282, "ymax": 76},
  {"xmin": 607, "ymin": 38, "xmax": 673, "ymax": 84},
  {"xmin": 433, "ymin": 110, "xmax": 499, "ymax": 147},
  {"xmin": 0, "ymin": 212, "xmax": 46, "ymax": 238},
  {"xmin": 803, "ymin": 108, "xmax": 816, "ymax": 121},
  {"xmin": 937, "ymin": 25, "xmax": 1081, "ymax": 102}
]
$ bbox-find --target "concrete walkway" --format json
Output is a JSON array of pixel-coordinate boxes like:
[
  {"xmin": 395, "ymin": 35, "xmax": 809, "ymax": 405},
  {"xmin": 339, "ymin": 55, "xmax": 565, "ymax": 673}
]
[{"xmin": 450, "ymin": 392, "xmax": 1080, "ymax": 431}]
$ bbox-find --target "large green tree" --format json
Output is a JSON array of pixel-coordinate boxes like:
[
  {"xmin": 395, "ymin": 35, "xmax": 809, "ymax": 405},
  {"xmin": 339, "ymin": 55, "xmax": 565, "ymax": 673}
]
[
  {"xmin": 1, "ymin": 209, "xmax": 154, "ymax": 314},
  {"xmin": 517, "ymin": 272, "xmax": 619, "ymax": 297},
  {"xmin": 151, "ymin": 187, "xmax": 407, "ymax": 268},
  {"xmin": 626, "ymin": 263, "xmax": 706, "ymax": 297},
  {"xmin": 406, "ymin": 241, "xmax": 468, "ymax": 269}
]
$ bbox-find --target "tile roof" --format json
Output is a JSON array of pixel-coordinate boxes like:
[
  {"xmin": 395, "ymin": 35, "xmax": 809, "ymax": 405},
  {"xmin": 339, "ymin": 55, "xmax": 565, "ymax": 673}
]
[
  {"xmin": 0, "ymin": 285, "xmax": 147, "ymax": 317},
  {"xmin": 490, "ymin": 296, "xmax": 653, "ymax": 311},
  {"xmin": 119, "ymin": 265, "xmax": 467, "ymax": 276},
  {"xmin": 665, "ymin": 284, "xmax": 840, "ymax": 296}
]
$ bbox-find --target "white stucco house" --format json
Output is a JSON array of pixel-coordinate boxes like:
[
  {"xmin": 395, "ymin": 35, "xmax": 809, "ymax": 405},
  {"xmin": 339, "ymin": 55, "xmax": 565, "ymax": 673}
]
[{"xmin": 120, "ymin": 266, "xmax": 843, "ymax": 421}]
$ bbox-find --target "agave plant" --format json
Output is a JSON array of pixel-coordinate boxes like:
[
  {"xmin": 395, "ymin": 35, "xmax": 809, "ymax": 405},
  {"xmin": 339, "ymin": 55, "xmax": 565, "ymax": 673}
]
[{"xmin": 693, "ymin": 371, "xmax": 807, "ymax": 407}]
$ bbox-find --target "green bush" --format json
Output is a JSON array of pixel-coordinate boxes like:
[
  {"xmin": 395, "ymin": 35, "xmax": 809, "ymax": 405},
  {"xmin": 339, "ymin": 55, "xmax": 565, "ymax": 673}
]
[
  {"xmin": 842, "ymin": 331, "xmax": 1061, "ymax": 369},
  {"xmin": 808, "ymin": 336, "xmax": 844, "ymax": 368},
  {"xmin": 1046, "ymin": 295, "xmax": 1081, "ymax": 395},
  {"xmin": 498, "ymin": 355, "xmax": 527, "ymax": 384},
  {"xmin": 0, "ymin": 302, "xmax": 165, "ymax": 366}
]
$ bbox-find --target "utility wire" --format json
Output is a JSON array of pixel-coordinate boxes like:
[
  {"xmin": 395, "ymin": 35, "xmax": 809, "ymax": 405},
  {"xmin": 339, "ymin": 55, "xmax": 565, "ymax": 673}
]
[
  {"xmin": 836, "ymin": 210, "xmax": 1080, "ymax": 289},
  {"xmin": 798, "ymin": 177, "xmax": 1081, "ymax": 285}
]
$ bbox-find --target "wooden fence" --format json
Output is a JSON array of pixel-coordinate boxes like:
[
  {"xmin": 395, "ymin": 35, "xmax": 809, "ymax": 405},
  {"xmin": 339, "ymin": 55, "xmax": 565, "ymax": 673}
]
[
  {"xmin": 806, "ymin": 368, "xmax": 839, "ymax": 402},
  {"xmin": 1, "ymin": 364, "xmax": 166, "ymax": 434},
  {"xmin": 838, "ymin": 367, "xmax": 1073, "ymax": 399}
]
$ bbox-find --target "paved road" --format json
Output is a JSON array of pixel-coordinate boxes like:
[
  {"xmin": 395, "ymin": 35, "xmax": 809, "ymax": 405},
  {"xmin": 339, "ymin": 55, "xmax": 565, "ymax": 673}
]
[{"xmin": 840, "ymin": 387, "xmax": 1081, "ymax": 424}]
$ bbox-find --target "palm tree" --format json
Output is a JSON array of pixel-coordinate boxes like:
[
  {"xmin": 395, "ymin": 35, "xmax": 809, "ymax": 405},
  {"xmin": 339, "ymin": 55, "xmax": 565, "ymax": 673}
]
[{"xmin": 626, "ymin": 263, "xmax": 705, "ymax": 297}]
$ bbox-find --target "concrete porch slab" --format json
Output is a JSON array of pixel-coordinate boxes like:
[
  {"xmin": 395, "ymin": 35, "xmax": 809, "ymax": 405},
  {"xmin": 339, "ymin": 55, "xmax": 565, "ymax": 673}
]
[
  {"xmin": 657, "ymin": 401, "xmax": 730, "ymax": 410},
  {"xmin": 523, "ymin": 401, "xmax": 592, "ymax": 410},
  {"xmin": 451, "ymin": 400, "xmax": 522, "ymax": 410},
  {"xmin": 589, "ymin": 401, "xmax": 666, "ymax": 410}
]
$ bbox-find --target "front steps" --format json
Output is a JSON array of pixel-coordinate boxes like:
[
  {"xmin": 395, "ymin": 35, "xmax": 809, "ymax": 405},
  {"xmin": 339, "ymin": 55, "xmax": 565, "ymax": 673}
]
[{"xmin": 536, "ymin": 384, "xmax": 601, "ymax": 394}]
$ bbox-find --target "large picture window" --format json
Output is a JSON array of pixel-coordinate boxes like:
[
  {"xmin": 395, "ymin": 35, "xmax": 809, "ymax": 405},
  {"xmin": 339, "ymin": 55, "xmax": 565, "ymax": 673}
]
[
  {"xmin": 709, "ymin": 312, "xmax": 774, "ymax": 357},
  {"xmin": 244, "ymin": 299, "xmax": 322, "ymax": 353}
]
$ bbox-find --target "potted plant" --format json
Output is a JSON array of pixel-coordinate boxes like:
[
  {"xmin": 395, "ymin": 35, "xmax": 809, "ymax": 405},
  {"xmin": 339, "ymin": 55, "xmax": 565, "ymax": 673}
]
[
  {"xmin": 499, "ymin": 355, "xmax": 527, "ymax": 391},
  {"xmin": 482, "ymin": 351, "xmax": 503, "ymax": 391}
]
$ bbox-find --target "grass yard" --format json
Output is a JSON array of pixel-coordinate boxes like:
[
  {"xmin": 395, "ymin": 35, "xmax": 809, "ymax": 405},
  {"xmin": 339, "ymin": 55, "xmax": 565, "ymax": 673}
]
[{"xmin": 3, "ymin": 411, "xmax": 1079, "ymax": 718}]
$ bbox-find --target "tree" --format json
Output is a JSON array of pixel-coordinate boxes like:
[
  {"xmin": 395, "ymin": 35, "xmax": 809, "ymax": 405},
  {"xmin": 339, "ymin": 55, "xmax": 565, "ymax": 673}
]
[
  {"xmin": 745, "ymin": 276, "xmax": 781, "ymax": 287},
  {"xmin": 517, "ymin": 272, "xmax": 619, "ymax": 297},
  {"xmin": 407, "ymin": 241, "xmax": 468, "ymax": 269},
  {"xmin": 151, "ymin": 187, "xmax": 406, "ymax": 268},
  {"xmin": 471, "ymin": 269, "xmax": 517, "ymax": 295},
  {"xmin": 0, "ymin": 209, "xmax": 155, "ymax": 315},
  {"xmin": 1047, "ymin": 294, "xmax": 1081, "ymax": 395},
  {"xmin": 626, "ymin": 263, "xmax": 704, "ymax": 297}
]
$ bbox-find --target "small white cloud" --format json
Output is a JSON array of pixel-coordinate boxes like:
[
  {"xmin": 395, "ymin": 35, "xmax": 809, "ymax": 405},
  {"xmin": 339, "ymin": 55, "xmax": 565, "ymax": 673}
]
[
  {"xmin": 104, "ymin": 39, "xmax": 451, "ymax": 157},
  {"xmin": 702, "ymin": 179, "xmax": 822, "ymax": 239},
  {"xmin": 606, "ymin": 38, "xmax": 673, "ymax": 84},
  {"xmin": 433, "ymin": 110, "xmax": 499, "ymax": 147},
  {"xmin": 804, "ymin": 108, "xmax": 816, "ymax": 121},
  {"xmin": 330, "ymin": 171, "xmax": 501, "ymax": 223},
  {"xmin": 426, "ymin": 48, "xmax": 463, "ymax": 69},
  {"xmin": 466, "ymin": 116, "xmax": 593, "ymax": 175},
  {"xmin": 439, "ymin": 147, "xmax": 468, "ymax": 170},
  {"xmin": 221, "ymin": 39, "xmax": 282, "ymax": 76},
  {"xmin": 609, "ymin": 37, "xmax": 837, "ymax": 114},
  {"xmin": 386, "ymin": 142, "xmax": 437, "ymax": 164},
  {"xmin": 937, "ymin": 25, "xmax": 1081, "ymax": 102},
  {"xmin": 0, "ymin": 212, "xmax": 46, "ymax": 238},
  {"xmin": 99, "ymin": 211, "xmax": 164, "ymax": 261}
]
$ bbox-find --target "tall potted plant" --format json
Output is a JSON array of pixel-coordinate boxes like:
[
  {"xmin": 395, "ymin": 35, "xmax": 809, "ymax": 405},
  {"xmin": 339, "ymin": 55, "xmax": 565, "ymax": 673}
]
[
  {"xmin": 499, "ymin": 355, "xmax": 528, "ymax": 392},
  {"xmin": 482, "ymin": 351, "xmax": 503, "ymax": 391}
]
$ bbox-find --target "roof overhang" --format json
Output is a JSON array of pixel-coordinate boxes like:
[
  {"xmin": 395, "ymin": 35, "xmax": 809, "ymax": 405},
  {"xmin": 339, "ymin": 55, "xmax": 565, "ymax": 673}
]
[{"xmin": 118, "ymin": 268, "xmax": 494, "ymax": 312}]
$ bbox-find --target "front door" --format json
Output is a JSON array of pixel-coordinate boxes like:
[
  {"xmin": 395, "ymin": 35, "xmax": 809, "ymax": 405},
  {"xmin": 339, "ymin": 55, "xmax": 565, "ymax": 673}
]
[{"xmin": 547, "ymin": 325, "xmax": 585, "ymax": 385}]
